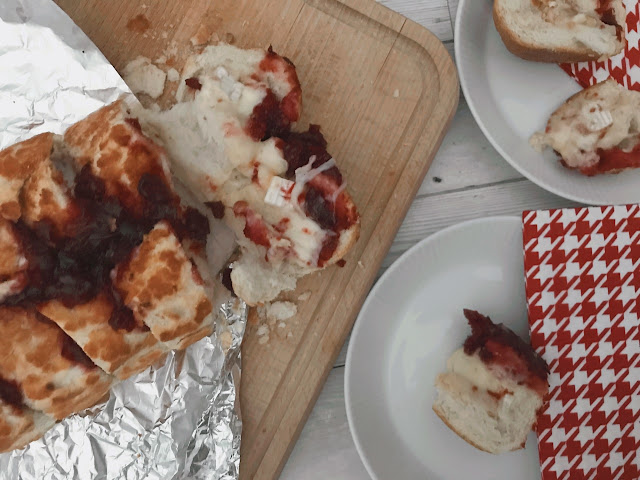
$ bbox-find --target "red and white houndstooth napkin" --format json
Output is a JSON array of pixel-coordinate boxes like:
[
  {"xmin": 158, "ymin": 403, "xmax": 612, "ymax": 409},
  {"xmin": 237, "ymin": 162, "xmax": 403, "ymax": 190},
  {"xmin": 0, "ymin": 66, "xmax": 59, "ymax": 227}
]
[
  {"xmin": 523, "ymin": 205, "xmax": 640, "ymax": 480},
  {"xmin": 561, "ymin": 1, "xmax": 640, "ymax": 90}
]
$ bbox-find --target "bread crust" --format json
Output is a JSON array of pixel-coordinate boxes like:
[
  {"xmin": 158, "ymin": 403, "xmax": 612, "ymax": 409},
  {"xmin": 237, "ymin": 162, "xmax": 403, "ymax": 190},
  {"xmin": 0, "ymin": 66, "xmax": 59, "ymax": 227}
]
[
  {"xmin": 493, "ymin": 2, "xmax": 625, "ymax": 63},
  {"xmin": 432, "ymin": 403, "xmax": 525, "ymax": 454}
]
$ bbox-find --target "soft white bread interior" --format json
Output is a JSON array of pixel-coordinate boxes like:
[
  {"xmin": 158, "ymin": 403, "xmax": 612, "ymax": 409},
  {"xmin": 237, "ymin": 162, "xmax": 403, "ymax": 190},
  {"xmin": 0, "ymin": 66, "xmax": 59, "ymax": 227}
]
[
  {"xmin": 530, "ymin": 78, "xmax": 640, "ymax": 174},
  {"xmin": 433, "ymin": 349, "xmax": 545, "ymax": 454},
  {"xmin": 493, "ymin": 0, "xmax": 625, "ymax": 62}
]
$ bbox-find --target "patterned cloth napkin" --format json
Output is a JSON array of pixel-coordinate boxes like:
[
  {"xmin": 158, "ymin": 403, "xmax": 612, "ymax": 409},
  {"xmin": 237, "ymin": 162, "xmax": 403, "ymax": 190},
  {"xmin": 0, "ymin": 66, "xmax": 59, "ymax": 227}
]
[
  {"xmin": 523, "ymin": 205, "xmax": 640, "ymax": 480},
  {"xmin": 561, "ymin": 0, "xmax": 640, "ymax": 90}
]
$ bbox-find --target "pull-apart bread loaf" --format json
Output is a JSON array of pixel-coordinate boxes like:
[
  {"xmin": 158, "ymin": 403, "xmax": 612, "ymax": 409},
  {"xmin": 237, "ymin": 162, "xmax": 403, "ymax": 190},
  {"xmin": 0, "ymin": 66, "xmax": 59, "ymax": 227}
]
[
  {"xmin": 531, "ymin": 78, "xmax": 640, "ymax": 175},
  {"xmin": 0, "ymin": 101, "xmax": 216, "ymax": 451},
  {"xmin": 433, "ymin": 310, "xmax": 549, "ymax": 454},
  {"xmin": 139, "ymin": 44, "xmax": 360, "ymax": 306},
  {"xmin": 0, "ymin": 44, "xmax": 359, "ymax": 452},
  {"xmin": 494, "ymin": 0, "xmax": 626, "ymax": 62}
]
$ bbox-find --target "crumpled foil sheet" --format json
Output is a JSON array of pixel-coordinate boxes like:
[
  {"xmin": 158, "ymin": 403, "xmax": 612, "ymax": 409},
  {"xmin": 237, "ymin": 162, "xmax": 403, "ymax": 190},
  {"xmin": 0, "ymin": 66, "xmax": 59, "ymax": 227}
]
[{"xmin": 0, "ymin": 1, "xmax": 246, "ymax": 479}]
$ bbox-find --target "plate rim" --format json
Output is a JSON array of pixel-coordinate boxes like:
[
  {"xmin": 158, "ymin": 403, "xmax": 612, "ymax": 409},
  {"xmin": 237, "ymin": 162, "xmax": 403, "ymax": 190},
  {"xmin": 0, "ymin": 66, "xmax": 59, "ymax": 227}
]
[
  {"xmin": 453, "ymin": 0, "xmax": 612, "ymax": 207},
  {"xmin": 344, "ymin": 215, "xmax": 523, "ymax": 479}
]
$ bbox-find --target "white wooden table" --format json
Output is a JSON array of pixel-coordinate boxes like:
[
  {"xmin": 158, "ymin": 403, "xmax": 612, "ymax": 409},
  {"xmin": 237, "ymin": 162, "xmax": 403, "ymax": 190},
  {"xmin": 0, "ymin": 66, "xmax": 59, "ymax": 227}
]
[{"xmin": 279, "ymin": 1, "xmax": 578, "ymax": 478}]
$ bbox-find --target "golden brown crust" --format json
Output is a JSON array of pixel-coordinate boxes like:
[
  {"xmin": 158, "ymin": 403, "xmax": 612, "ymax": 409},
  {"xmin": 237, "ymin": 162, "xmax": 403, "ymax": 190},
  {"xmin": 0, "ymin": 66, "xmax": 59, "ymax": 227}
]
[
  {"xmin": 38, "ymin": 295, "xmax": 166, "ymax": 379},
  {"xmin": 0, "ymin": 403, "xmax": 50, "ymax": 453},
  {"xmin": 0, "ymin": 133, "xmax": 54, "ymax": 222},
  {"xmin": 492, "ymin": 3, "xmax": 625, "ymax": 63},
  {"xmin": 0, "ymin": 307, "xmax": 112, "ymax": 420},
  {"xmin": 113, "ymin": 222, "xmax": 214, "ymax": 351},
  {"xmin": 64, "ymin": 100, "xmax": 174, "ymax": 217},
  {"xmin": 0, "ymin": 219, "xmax": 25, "ymax": 279},
  {"xmin": 21, "ymin": 156, "xmax": 79, "ymax": 238}
]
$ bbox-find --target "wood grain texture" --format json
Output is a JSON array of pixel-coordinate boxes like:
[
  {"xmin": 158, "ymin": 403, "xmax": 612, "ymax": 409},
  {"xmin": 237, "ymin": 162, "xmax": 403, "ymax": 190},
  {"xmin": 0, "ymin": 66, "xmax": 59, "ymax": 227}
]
[{"xmin": 52, "ymin": 1, "xmax": 459, "ymax": 479}]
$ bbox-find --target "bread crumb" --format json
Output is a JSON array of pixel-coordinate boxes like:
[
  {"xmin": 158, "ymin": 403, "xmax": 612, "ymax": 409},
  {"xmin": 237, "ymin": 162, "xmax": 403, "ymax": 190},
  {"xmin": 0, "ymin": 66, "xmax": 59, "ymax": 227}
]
[
  {"xmin": 297, "ymin": 291, "xmax": 311, "ymax": 302},
  {"xmin": 167, "ymin": 68, "xmax": 180, "ymax": 83},
  {"xmin": 123, "ymin": 56, "xmax": 166, "ymax": 99},
  {"xmin": 358, "ymin": 261, "xmax": 364, "ymax": 269},
  {"xmin": 161, "ymin": 32, "xmax": 168, "ymax": 39},
  {"xmin": 155, "ymin": 55, "xmax": 167, "ymax": 64},
  {"xmin": 165, "ymin": 41, "xmax": 179, "ymax": 58},
  {"xmin": 258, "ymin": 335, "xmax": 269, "ymax": 345},
  {"xmin": 254, "ymin": 301, "xmax": 298, "ymax": 343},
  {"xmin": 261, "ymin": 301, "xmax": 297, "ymax": 322},
  {"xmin": 393, "ymin": 89, "xmax": 400, "ymax": 98}
]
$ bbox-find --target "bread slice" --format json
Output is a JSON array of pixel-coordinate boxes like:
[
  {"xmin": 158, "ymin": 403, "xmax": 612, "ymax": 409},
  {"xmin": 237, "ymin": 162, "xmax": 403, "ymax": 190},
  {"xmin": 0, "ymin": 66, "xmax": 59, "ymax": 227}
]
[
  {"xmin": 433, "ymin": 310, "xmax": 549, "ymax": 454},
  {"xmin": 494, "ymin": 0, "xmax": 625, "ymax": 63},
  {"xmin": 531, "ymin": 78, "xmax": 640, "ymax": 175}
]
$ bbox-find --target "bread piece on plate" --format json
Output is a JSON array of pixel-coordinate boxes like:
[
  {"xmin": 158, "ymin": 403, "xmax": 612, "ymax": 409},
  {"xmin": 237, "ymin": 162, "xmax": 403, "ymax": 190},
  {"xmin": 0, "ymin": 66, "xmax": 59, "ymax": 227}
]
[
  {"xmin": 530, "ymin": 79, "xmax": 640, "ymax": 175},
  {"xmin": 433, "ymin": 309, "xmax": 549, "ymax": 454},
  {"xmin": 494, "ymin": 0, "xmax": 625, "ymax": 62},
  {"xmin": 0, "ymin": 307, "xmax": 113, "ymax": 421},
  {"xmin": 140, "ymin": 44, "xmax": 360, "ymax": 305}
]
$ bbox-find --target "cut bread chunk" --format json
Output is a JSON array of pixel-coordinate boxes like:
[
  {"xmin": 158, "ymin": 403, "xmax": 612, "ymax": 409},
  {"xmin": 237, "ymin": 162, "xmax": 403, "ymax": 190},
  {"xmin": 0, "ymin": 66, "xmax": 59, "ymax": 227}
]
[
  {"xmin": 432, "ymin": 310, "xmax": 549, "ymax": 454},
  {"xmin": 494, "ymin": 0, "xmax": 625, "ymax": 63},
  {"xmin": 113, "ymin": 221, "xmax": 215, "ymax": 350},
  {"xmin": 0, "ymin": 307, "xmax": 113, "ymax": 420},
  {"xmin": 38, "ymin": 294, "xmax": 168, "ymax": 380},
  {"xmin": 0, "ymin": 402, "xmax": 54, "ymax": 453},
  {"xmin": 140, "ymin": 44, "xmax": 360, "ymax": 305},
  {"xmin": 531, "ymin": 79, "xmax": 640, "ymax": 175},
  {"xmin": 21, "ymin": 150, "xmax": 80, "ymax": 238},
  {"xmin": 63, "ymin": 99, "xmax": 177, "ymax": 218},
  {"xmin": 0, "ymin": 100, "xmax": 222, "ymax": 451}
]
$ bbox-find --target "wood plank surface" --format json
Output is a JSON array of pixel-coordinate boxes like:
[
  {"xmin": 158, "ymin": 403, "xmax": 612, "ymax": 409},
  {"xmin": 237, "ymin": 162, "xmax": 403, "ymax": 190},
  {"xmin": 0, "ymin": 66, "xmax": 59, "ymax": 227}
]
[{"xmin": 53, "ymin": 1, "xmax": 459, "ymax": 478}]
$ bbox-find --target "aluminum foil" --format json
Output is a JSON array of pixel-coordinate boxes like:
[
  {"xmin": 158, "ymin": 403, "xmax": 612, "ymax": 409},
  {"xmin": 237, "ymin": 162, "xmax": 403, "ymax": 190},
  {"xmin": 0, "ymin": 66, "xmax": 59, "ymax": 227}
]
[{"xmin": 0, "ymin": 1, "xmax": 246, "ymax": 478}]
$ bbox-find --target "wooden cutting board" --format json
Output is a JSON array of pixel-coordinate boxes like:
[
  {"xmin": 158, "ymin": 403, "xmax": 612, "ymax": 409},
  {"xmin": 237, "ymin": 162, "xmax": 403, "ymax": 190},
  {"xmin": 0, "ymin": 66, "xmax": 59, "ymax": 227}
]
[{"xmin": 54, "ymin": 0, "xmax": 459, "ymax": 478}]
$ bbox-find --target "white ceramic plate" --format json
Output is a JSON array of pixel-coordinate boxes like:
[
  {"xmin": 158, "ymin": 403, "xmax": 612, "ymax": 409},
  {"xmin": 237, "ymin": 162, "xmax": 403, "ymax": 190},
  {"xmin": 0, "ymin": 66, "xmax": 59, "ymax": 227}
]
[
  {"xmin": 455, "ymin": 0, "xmax": 640, "ymax": 206},
  {"xmin": 345, "ymin": 217, "xmax": 541, "ymax": 480}
]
